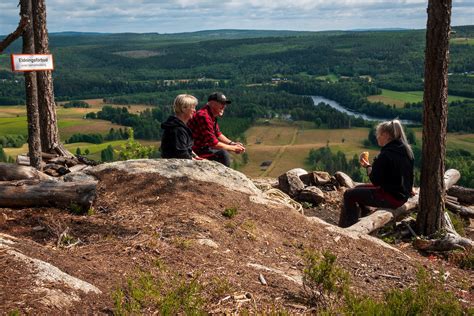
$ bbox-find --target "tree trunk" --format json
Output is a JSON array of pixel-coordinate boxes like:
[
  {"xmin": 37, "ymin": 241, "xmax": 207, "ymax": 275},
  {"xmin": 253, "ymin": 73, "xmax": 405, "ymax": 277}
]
[
  {"xmin": 0, "ymin": 180, "xmax": 97, "ymax": 211},
  {"xmin": 416, "ymin": 0, "xmax": 452, "ymax": 236},
  {"xmin": 32, "ymin": 0, "xmax": 60, "ymax": 153},
  {"xmin": 20, "ymin": 0, "xmax": 42, "ymax": 170}
]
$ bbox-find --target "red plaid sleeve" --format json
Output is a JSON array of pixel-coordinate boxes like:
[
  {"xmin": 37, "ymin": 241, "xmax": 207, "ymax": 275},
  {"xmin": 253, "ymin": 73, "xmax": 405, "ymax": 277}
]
[{"xmin": 188, "ymin": 107, "xmax": 219, "ymax": 150}]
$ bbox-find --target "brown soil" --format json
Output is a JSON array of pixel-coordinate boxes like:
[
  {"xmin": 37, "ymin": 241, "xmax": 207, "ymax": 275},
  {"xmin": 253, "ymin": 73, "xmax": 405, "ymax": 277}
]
[{"xmin": 1, "ymin": 170, "xmax": 473, "ymax": 314}]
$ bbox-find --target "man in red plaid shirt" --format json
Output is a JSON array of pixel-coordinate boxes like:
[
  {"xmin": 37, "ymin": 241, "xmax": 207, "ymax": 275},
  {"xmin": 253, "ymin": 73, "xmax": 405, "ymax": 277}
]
[{"xmin": 187, "ymin": 92, "xmax": 245, "ymax": 167}]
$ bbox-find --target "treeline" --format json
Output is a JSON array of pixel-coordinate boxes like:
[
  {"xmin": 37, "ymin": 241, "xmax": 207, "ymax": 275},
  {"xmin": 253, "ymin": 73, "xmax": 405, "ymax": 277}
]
[
  {"xmin": 307, "ymin": 147, "xmax": 367, "ymax": 182},
  {"xmin": 63, "ymin": 100, "xmax": 90, "ymax": 108},
  {"xmin": 86, "ymin": 106, "xmax": 169, "ymax": 140},
  {"xmin": 281, "ymin": 77, "xmax": 474, "ymax": 132},
  {"xmin": 66, "ymin": 128, "xmax": 129, "ymax": 144},
  {"xmin": 0, "ymin": 135, "xmax": 27, "ymax": 148}
]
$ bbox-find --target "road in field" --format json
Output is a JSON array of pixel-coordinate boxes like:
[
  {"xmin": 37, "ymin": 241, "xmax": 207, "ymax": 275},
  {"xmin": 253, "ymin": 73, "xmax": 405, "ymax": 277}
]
[{"xmin": 260, "ymin": 128, "xmax": 298, "ymax": 177}]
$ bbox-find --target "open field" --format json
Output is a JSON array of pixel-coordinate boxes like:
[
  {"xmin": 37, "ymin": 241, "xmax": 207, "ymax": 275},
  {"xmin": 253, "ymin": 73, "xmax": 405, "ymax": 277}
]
[
  {"xmin": 4, "ymin": 139, "xmax": 160, "ymax": 162},
  {"xmin": 0, "ymin": 100, "xmax": 155, "ymax": 139},
  {"xmin": 239, "ymin": 121, "xmax": 474, "ymax": 178},
  {"xmin": 367, "ymin": 89, "xmax": 472, "ymax": 108},
  {"xmin": 451, "ymin": 37, "xmax": 474, "ymax": 45}
]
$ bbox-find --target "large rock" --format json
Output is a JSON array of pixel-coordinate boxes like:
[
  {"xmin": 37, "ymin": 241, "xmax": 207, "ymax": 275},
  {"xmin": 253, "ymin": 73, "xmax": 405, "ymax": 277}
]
[
  {"xmin": 300, "ymin": 171, "xmax": 331, "ymax": 186},
  {"xmin": 84, "ymin": 159, "xmax": 262, "ymax": 196},
  {"xmin": 277, "ymin": 168, "xmax": 307, "ymax": 197},
  {"xmin": 334, "ymin": 171, "xmax": 355, "ymax": 188},
  {"xmin": 298, "ymin": 186, "xmax": 325, "ymax": 205}
]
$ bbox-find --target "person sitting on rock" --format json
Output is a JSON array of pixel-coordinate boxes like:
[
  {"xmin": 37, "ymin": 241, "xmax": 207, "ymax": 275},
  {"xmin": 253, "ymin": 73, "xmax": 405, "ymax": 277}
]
[
  {"xmin": 160, "ymin": 94, "xmax": 201, "ymax": 160},
  {"xmin": 187, "ymin": 92, "xmax": 245, "ymax": 167},
  {"xmin": 338, "ymin": 119, "xmax": 414, "ymax": 228}
]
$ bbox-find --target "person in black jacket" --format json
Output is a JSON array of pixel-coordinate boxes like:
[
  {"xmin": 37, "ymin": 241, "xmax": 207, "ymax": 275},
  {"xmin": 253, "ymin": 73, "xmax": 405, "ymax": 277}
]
[
  {"xmin": 160, "ymin": 94, "xmax": 201, "ymax": 160},
  {"xmin": 338, "ymin": 120, "xmax": 414, "ymax": 228}
]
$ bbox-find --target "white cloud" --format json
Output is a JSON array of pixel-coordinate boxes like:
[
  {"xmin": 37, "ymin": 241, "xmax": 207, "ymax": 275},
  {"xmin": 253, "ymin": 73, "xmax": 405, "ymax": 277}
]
[{"xmin": 0, "ymin": 0, "xmax": 472, "ymax": 34}]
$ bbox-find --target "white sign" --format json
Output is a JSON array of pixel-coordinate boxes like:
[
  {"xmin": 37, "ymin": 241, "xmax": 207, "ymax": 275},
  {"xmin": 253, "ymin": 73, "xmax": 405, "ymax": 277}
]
[{"xmin": 11, "ymin": 54, "xmax": 54, "ymax": 72}]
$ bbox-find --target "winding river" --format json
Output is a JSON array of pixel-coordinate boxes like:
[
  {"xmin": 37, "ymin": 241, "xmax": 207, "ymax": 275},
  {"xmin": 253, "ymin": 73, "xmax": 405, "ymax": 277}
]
[{"xmin": 310, "ymin": 95, "xmax": 416, "ymax": 125}]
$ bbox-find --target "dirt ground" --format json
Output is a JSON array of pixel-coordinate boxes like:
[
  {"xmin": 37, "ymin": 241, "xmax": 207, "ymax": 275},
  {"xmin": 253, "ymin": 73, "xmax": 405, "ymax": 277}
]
[{"xmin": 1, "ymin": 170, "xmax": 473, "ymax": 314}]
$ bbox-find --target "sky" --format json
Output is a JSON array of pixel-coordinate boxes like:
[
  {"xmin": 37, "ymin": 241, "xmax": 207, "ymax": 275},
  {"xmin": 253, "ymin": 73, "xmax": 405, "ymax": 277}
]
[{"xmin": 0, "ymin": 0, "xmax": 473, "ymax": 34}]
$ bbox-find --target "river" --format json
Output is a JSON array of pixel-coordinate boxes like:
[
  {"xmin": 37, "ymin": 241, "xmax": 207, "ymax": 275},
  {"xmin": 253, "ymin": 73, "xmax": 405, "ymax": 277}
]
[{"xmin": 310, "ymin": 95, "xmax": 416, "ymax": 125}]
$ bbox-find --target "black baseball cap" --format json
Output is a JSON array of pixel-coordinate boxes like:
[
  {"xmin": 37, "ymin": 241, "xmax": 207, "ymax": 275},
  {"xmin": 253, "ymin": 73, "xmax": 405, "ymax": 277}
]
[{"xmin": 208, "ymin": 92, "xmax": 231, "ymax": 104}]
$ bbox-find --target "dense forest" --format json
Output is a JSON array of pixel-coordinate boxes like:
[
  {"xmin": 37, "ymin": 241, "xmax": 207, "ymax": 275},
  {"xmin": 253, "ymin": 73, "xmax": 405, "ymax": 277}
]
[{"xmin": 1, "ymin": 27, "xmax": 473, "ymax": 185}]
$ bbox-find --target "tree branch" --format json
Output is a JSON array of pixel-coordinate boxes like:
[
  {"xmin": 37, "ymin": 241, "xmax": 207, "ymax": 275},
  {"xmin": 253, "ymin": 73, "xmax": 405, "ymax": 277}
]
[{"xmin": 0, "ymin": 15, "xmax": 29, "ymax": 53}]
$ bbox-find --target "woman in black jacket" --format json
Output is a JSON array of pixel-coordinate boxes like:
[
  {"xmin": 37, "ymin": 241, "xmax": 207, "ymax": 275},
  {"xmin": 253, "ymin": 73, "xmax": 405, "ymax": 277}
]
[
  {"xmin": 160, "ymin": 94, "xmax": 200, "ymax": 159},
  {"xmin": 338, "ymin": 120, "xmax": 414, "ymax": 228}
]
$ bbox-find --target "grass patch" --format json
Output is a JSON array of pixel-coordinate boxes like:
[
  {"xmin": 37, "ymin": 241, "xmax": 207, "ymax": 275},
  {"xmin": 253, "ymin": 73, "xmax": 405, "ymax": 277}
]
[
  {"xmin": 112, "ymin": 271, "xmax": 205, "ymax": 315},
  {"xmin": 222, "ymin": 207, "xmax": 238, "ymax": 219},
  {"xmin": 302, "ymin": 250, "xmax": 349, "ymax": 309},
  {"xmin": 451, "ymin": 37, "xmax": 474, "ymax": 45},
  {"xmin": 301, "ymin": 250, "xmax": 468, "ymax": 314},
  {"xmin": 368, "ymin": 89, "xmax": 472, "ymax": 108}
]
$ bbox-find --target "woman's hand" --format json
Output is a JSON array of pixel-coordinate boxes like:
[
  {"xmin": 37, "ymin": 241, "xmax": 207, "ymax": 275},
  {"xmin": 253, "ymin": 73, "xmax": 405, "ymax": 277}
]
[{"xmin": 359, "ymin": 152, "xmax": 371, "ymax": 168}]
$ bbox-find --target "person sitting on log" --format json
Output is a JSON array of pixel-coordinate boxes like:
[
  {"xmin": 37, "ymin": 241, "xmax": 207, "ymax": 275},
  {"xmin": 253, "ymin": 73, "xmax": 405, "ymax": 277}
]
[
  {"xmin": 338, "ymin": 119, "xmax": 414, "ymax": 228},
  {"xmin": 160, "ymin": 94, "xmax": 202, "ymax": 160},
  {"xmin": 187, "ymin": 92, "xmax": 245, "ymax": 167}
]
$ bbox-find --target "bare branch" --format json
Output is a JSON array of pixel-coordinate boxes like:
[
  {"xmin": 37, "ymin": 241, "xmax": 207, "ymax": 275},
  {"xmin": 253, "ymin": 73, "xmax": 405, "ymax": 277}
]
[{"xmin": 0, "ymin": 15, "xmax": 29, "ymax": 53}]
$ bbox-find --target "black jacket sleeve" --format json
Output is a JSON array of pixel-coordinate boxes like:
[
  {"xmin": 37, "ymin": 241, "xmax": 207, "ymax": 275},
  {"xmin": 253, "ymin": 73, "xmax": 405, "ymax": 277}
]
[
  {"xmin": 369, "ymin": 152, "xmax": 389, "ymax": 186},
  {"xmin": 171, "ymin": 128, "xmax": 193, "ymax": 159}
]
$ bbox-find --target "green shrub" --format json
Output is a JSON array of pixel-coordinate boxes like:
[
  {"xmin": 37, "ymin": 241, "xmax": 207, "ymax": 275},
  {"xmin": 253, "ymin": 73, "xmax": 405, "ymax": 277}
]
[
  {"xmin": 447, "ymin": 210, "xmax": 466, "ymax": 236},
  {"xmin": 222, "ymin": 207, "xmax": 238, "ymax": 219},
  {"xmin": 116, "ymin": 128, "xmax": 157, "ymax": 160},
  {"xmin": 342, "ymin": 268, "xmax": 465, "ymax": 315},
  {"xmin": 112, "ymin": 271, "xmax": 205, "ymax": 315},
  {"xmin": 302, "ymin": 250, "xmax": 349, "ymax": 309}
]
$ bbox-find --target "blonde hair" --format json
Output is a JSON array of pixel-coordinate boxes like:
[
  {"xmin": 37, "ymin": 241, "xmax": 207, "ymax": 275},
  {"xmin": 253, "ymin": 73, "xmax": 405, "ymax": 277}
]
[
  {"xmin": 376, "ymin": 119, "xmax": 414, "ymax": 159},
  {"xmin": 173, "ymin": 94, "xmax": 198, "ymax": 115}
]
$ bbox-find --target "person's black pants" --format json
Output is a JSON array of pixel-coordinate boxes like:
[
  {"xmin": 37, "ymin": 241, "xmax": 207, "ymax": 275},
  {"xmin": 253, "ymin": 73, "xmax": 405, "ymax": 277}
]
[
  {"xmin": 197, "ymin": 148, "xmax": 231, "ymax": 167},
  {"xmin": 338, "ymin": 184, "xmax": 405, "ymax": 228}
]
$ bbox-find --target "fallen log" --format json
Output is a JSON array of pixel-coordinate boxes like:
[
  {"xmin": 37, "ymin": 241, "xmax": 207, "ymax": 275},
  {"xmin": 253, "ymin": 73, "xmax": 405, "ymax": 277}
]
[
  {"xmin": 347, "ymin": 169, "xmax": 460, "ymax": 234},
  {"xmin": 0, "ymin": 163, "xmax": 51, "ymax": 181},
  {"xmin": 447, "ymin": 185, "xmax": 474, "ymax": 205},
  {"xmin": 445, "ymin": 201, "xmax": 474, "ymax": 219},
  {"xmin": 0, "ymin": 180, "xmax": 97, "ymax": 210},
  {"xmin": 413, "ymin": 233, "xmax": 473, "ymax": 252},
  {"xmin": 346, "ymin": 195, "xmax": 419, "ymax": 235}
]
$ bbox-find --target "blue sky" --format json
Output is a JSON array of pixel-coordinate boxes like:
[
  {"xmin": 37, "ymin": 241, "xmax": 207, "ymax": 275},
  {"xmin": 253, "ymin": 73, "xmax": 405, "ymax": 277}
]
[{"xmin": 1, "ymin": 0, "xmax": 473, "ymax": 34}]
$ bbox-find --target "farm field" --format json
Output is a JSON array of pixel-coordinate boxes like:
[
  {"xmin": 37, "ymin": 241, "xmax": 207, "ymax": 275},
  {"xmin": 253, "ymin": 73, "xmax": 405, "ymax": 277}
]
[
  {"xmin": 451, "ymin": 37, "xmax": 474, "ymax": 45},
  {"xmin": 367, "ymin": 89, "xmax": 472, "ymax": 108},
  {"xmin": 239, "ymin": 121, "xmax": 474, "ymax": 178},
  {"xmin": 4, "ymin": 139, "xmax": 160, "ymax": 162},
  {"xmin": 0, "ymin": 99, "xmax": 155, "ymax": 139}
]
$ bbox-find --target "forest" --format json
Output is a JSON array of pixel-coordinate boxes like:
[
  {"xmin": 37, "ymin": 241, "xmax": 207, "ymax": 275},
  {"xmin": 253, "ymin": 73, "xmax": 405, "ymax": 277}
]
[{"xmin": 1, "ymin": 26, "xmax": 473, "ymax": 183}]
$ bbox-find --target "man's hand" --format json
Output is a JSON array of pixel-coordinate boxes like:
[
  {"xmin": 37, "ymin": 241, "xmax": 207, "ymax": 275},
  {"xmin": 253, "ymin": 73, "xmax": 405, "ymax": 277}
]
[{"xmin": 232, "ymin": 143, "xmax": 246, "ymax": 154}]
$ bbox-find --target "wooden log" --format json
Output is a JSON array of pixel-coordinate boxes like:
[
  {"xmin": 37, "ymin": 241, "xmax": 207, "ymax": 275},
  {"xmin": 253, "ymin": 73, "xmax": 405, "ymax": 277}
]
[
  {"xmin": 16, "ymin": 154, "xmax": 31, "ymax": 166},
  {"xmin": 447, "ymin": 185, "xmax": 474, "ymax": 205},
  {"xmin": 445, "ymin": 195, "xmax": 458, "ymax": 204},
  {"xmin": 0, "ymin": 163, "xmax": 51, "ymax": 181},
  {"xmin": 347, "ymin": 195, "xmax": 419, "ymax": 235},
  {"xmin": 347, "ymin": 169, "xmax": 460, "ymax": 234},
  {"xmin": 41, "ymin": 152, "xmax": 59, "ymax": 160},
  {"xmin": 413, "ymin": 233, "xmax": 473, "ymax": 252},
  {"xmin": 68, "ymin": 164, "xmax": 88, "ymax": 173},
  {"xmin": 0, "ymin": 180, "xmax": 97, "ymax": 210},
  {"xmin": 446, "ymin": 201, "xmax": 474, "ymax": 219}
]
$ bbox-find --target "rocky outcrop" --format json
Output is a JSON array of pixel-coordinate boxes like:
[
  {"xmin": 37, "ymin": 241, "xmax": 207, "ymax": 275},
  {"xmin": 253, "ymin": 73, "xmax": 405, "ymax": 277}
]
[{"xmin": 84, "ymin": 159, "xmax": 262, "ymax": 197}]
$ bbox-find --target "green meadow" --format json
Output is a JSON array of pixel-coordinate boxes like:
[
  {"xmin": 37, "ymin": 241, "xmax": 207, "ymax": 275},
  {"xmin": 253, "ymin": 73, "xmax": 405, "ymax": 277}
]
[
  {"xmin": 451, "ymin": 37, "xmax": 474, "ymax": 45},
  {"xmin": 237, "ymin": 120, "xmax": 474, "ymax": 178},
  {"xmin": 367, "ymin": 89, "xmax": 472, "ymax": 108}
]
